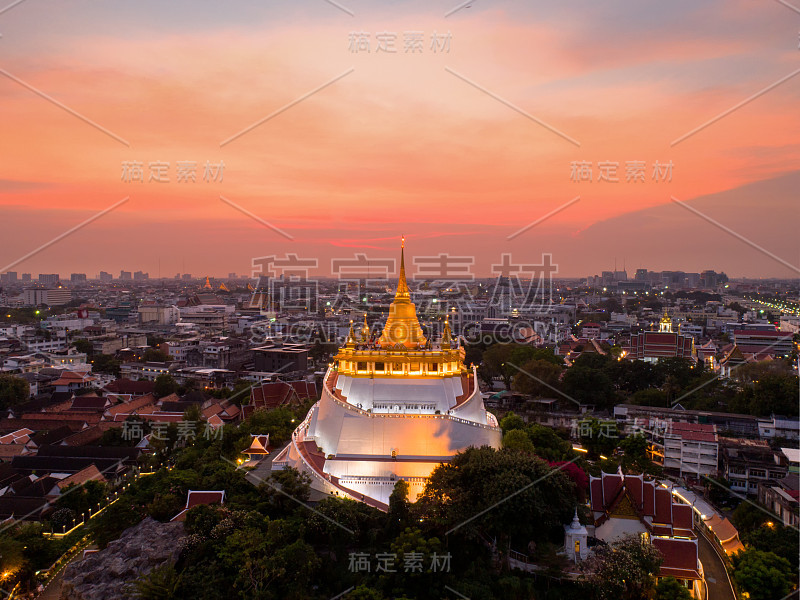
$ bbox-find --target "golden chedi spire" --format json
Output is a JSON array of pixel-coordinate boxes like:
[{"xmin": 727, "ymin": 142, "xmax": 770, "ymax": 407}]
[
  {"xmin": 378, "ymin": 237, "xmax": 427, "ymax": 349},
  {"xmin": 346, "ymin": 320, "xmax": 357, "ymax": 348},
  {"xmin": 360, "ymin": 313, "xmax": 370, "ymax": 342},
  {"xmin": 441, "ymin": 316, "xmax": 453, "ymax": 349}
]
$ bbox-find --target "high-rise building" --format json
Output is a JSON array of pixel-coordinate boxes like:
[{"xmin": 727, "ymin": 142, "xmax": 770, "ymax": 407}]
[
  {"xmin": 38, "ymin": 273, "xmax": 60, "ymax": 285},
  {"xmin": 134, "ymin": 271, "xmax": 149, "ymax": 280},
  {"xmin": 70, "ymin": 273, "xmax": 87, "ymax": 283},
  {"xmin": 120, "ymin": 270, "xmax": 132, "ymax": 280},
  {"xmin": 23, "ymin": 288, "xmax": 72, "ymax": 306},
  {"xmin": 1, "ymin": 271, "xmax": 18, "ymax": 283},
  {"xmin": 99, "ymin": 271, "xmax": 113, "ymax": 282},
  {"xmin": 272, "ymin": 240, "xmax": 501, "ymax": 507},
  {"xmin": 21, "ymin": 273, "xmax": 31, "ymax": 282}
]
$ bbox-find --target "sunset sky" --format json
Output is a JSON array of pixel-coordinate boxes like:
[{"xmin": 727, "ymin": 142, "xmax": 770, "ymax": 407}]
[{"xmin": 1, "ymin": 0, "xmax": 798, "ymax": 279}]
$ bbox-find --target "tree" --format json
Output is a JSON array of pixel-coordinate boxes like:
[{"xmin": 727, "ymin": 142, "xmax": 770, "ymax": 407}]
[
  {"xmin": 502, "ymin": 429, "xmax": 535, "ymax": 453},
  {"xmin": 417, "ymin": 446, "xmax": 575, "ymax": 548},
  {"xmin": 154, "ymin": 374, "xmax": 178, "ymax": 398},
  {"xmin": 92, "ymin": 353, "xmax": 120, "ymax": 376},
  {"xmin": 732, "ymin": 548, "xmax": 793, "ymax": 600},
  {"xmin": 731, "ymin": 501, "xmax": 767, "ymax": 533},
  {"xmin": 577, "ymin": 417, "xmax": 618, "ymax": 459},
  {"xmin": 71, "ymin": 338, "xmax": 94, "ymax": 356},
  {"xmin": 630, "ymin": 388, "xmax": 668, "ymax": 407},
  {"xmin": 563, "ymin": 366, "xmax": 615, "ymax": 409},
  {"xmin": 0, "ymin": 535, "xmax": 25, "ymax": 578},
  {"xmin": 388, "ymin": 479, "xmax": 411, "ymax": 529},
  {"xmin": 654, "ymin": 576, "xmax": 692, "ymax": 600},
  {"xmin": 742, "ymin": 523, "xmax": 799, "ymax": 570},
  {"xmin": 619, "ymin": 433, "xmax": 652, "ymax": 473},
  {"xmin": 132, "ymin": 563, "xmax": 181, "ymax": 599},
  {"xmin": 144, "ymin": 348, "xmax": 170, "ymax": 363},
  {"xmin": 499, "ymin": 411, "xmax": 525, "ymax": 433},
  {"xmin": 0, "ymin": 375, "xmax": 28, "ymax": 410},
  {"xmin": 512, "ymin": 359, "xmax": 563, "ymax": 397},
  {"xmin": 56, "ymin": 480, "xmax": 107, "ymax": 515},
  {"xmin": 527, "ymin": 423, "xmax": 571, "ymax": 461},
  {"xmin": 582, "ymin": 534, "xmax": 662, "ymax": 600}
]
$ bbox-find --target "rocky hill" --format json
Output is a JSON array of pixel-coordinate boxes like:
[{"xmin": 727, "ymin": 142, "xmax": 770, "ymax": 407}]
[{"xmin": 60, "ymin": 517, "xmax": 184, "ymax": 600}]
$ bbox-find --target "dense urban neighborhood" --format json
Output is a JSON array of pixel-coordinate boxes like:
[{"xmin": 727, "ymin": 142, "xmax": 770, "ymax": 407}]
[{"xmin": 0, "ymin": 267, "xmax": 796, "ymax": 599}]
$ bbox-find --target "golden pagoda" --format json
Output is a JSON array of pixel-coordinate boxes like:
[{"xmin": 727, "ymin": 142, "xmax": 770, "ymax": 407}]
[
  {"xmin": 377, "ymin": 237, "xmax": 427, "ymax": 349},
  {"xmin": 332, "ymin": 238, "xmax": 467, "ymax": 379},
  {"xmin": 272, "ymin": 237, "xmax": 501, "ymax": 507}
]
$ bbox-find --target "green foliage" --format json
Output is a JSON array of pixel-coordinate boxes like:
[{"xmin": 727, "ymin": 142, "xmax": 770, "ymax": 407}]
[
  {"xmin": 0, "ymin": 374, "xmax": 28, "ymax": 410},
  {"xmin": 184, "ymin": 505, "xmax": 222, "ymax": 537},
  {"xmin": 70, "ymin": 338, "xmax": 94, "ymax": 356},
  {"xmin": 502, "ymin": 429, "xmax": 535, "ymax": 453},
  {"xmin": 146, "ymin": 493, "xmax": 184, "ymax": 522},
  {"xmin": 239, "ymin": 406, "xmax": 298, "ymax": 447},
  {"xmin": 499, "ymin": 411, "xmax": 525, "ymax": 434},
  {"xmin": 732, "ymin": 548, "xmax": 793, "ymax": 600},
  {"xmin": 654, "ymin": 577, "xmax": 692, "ymax": 600},
  {"xmin": 417, "ymin": 446, "xmax": 576, "ymax": 547},
  {"xmin": 92, "ymin": 353, "xmax": 121, "ymax": 376},
  {"xmin": 576, "ymin": 417, "xmax": 618, "ymax": 459},
  {"xmin": 563, "ymin": 366, "xmax": 615, "ymax": 410},
  {"xmin": 741, "ymin": 523, "xmax": 800, "ymax": 569},
  {"xmin": 144, "ymin": 348, "xmax": 170, "ymax": 363},
  {"xmin": 132, "ymin": 563, "xmax": 181, "ymax": 599},
  {"xmin": 0, "ymin": 535, "xmax": 25, "ymax": 577},
  {"xmin": 56, "ymin": 480, "xmax": 108, "ymax": 516},
  {"xmin": 512, "ymin": 359, "xmax": 563, "ymax": 397},
  {"xmin": 582, "ymin": 534, "xmax": 663, "ymax": 600},
  {"xmin": 154, "ymin": 374, "xmax": 178, "ymax": 398},
  {"xmin": 388, "ymin": 480, "xmax": 411, "ymax": 530},
  {"xmin": 730, "ymin": 501, "xmax": 767, "ymax": 533}
]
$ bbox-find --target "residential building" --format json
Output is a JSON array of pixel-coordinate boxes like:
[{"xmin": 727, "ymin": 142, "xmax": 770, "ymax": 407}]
[
  {"xmin": 252, "ymin": 342, "xmax": 309, "ymax": 373},
  {"xmin": 22, "ymin": 288, "xmax": 72, "ymax": 307},
  {"xmin": 757, "ymin": 475, "xmax": 799, "ymax": 528},
  {"xmin": 720, "ymin": 438, "xmax": 787, "ymax": 495},
  {"xmin": 648, "ymin": 421, "xmax": 718, "ymax": 480}
]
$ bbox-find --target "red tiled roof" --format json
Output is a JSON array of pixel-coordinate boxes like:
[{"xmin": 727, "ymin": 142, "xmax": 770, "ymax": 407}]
[
  {"xmin": 626, "ymin": 474, "xmax": 643, "ymax": 510},
  {"xmin": 186, "ymin": 490, "xmax": 225, "ymax": 509},
  {"xmin": 590, "ymin": 478, "xmax": 604, "ymax": 511},
  {"xmin": 55, "ymin": 464, "xmax": 105, "ymax": 492},
  {"xmin": 105, "ymin": 394, "xmax": 157, "ymax": 417},
  {"xmin": 654, "ymin": 488, "xmax": 672, "ymax": 524},
  {"xmin": 170, "ymin": 490, "xmax": 225, "ymax": 522},
  {"xmin": 603, "ymin": 474, "xmax": 622, "ymax": 506},
  {"xmin": 672, "ymin": 504, "xmax": 693, "ymax": 530},
  {"xmin": 652, "ymin": 538, "xmax": 700, "ymax": 579}
]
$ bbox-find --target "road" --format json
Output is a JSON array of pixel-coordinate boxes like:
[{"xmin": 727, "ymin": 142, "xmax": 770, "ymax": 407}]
[{"xmin": 697, "ymin": 530, "xmax": 735, "ymax": 600}]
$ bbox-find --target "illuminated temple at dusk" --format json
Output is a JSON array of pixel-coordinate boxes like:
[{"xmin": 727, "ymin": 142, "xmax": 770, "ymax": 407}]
[{"xmin": 272, "ymin": 239, "xmax": 502, "ymax": 507}]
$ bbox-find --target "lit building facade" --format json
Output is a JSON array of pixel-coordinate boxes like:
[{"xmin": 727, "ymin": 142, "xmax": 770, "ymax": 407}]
[{"xmin": 273, "ymin": 240, "xmax": 501, "ymax": 507}]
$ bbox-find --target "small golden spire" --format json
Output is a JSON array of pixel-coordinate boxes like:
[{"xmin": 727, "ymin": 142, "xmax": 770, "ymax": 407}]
[
  {"xmin": 396, "ymin": 235, "xmax": 410, "ymax": 300},
  {"xmin": 361, "ymin": 312, "xmax": 369, "ymax": 342},
  {"xmin": 346, "ymin": 320, "xmax": 356, "ymax": 347},
  {"xmin": 442, "ymin": 316, "xmax": 453, "ymax": 349},
  {"xmin": 378, "ymin": 237, "xmax": 427, "ymax": 349}
]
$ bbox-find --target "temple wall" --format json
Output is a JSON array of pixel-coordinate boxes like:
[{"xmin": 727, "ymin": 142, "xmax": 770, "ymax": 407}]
[{"xmin": 308, "ymin": 388, "xmax": 501, "ymax": 458}]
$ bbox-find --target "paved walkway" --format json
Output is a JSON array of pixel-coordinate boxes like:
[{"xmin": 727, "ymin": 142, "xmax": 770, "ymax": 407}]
[
  {"xmin": 37, "ymin": 545, "xmax": 97, "ymax": 600},
  {"xmin": 697, "ymin": 530, "xmax": 735, "ymax": 600}
]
